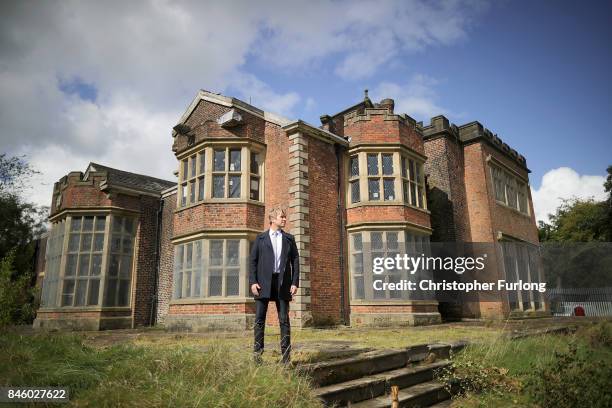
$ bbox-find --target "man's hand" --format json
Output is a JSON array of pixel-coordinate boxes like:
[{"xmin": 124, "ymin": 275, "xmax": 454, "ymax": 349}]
[
  {"xmin": 251, "ymin": 283, "xmax": 261, "ymax": 296},
  {"xmin": 290, "ymin": 285, "xmax": 298, "ymax": 296}
]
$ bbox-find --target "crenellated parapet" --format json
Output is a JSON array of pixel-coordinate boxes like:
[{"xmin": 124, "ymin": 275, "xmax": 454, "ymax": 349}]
[{"xmin": 421, "ymin": 115, "xmax": 528, "ymax": 171}]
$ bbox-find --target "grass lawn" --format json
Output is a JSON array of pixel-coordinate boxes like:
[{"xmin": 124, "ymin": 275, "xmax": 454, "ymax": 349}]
[{"xmin": 440, "ymin": 321, "xmax": 612, "ymax": 407}]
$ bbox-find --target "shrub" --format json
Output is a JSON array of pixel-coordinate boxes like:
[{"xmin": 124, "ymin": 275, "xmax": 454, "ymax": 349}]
[
  {"xmin": 525, "ymin": 341, "xmax": 612, "ymax": 408},
  {"xmin": 0, "ymin": 249, "xmax": 38, "ymax": 327}
]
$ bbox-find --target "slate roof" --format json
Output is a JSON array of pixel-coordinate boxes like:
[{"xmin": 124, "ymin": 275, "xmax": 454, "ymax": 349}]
[{"xmin": 87, "ymin": 163, "xmax": 175, "ymax": 194}]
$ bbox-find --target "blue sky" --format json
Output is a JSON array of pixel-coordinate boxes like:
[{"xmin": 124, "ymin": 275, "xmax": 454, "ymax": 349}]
[{"xmin": 1, "ymin": 0, "xmax": 610, "ymax": 221}]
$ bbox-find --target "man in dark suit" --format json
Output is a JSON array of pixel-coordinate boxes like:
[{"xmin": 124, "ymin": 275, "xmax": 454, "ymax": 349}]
[{"xmin": 250, "ymin": 207, "xmax": 299, "ymax": 364}]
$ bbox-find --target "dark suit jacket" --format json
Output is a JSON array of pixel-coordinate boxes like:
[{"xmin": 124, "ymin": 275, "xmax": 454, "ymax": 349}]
[{"xmin": 249, "ymin": 229, "xmax": 300, "ymax": 300}]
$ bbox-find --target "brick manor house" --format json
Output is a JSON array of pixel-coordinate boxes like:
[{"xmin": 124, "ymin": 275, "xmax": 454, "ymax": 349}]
[{"xmin": 33, "ymin": 90, "xmax": 548, "ymax": 331}]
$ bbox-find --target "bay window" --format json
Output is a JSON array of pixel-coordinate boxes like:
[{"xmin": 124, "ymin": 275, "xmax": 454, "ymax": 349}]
[
  {"xmin": 40, "ymin": 214, "xmax": 136, "ymax": 309},
  {"xmin": 173, "ymin": 237, "xmax": 249, "ymax": 300},
  {"xmin": 177, "ymin": 145, "xmax": 264, "ymax": 207},
  {"xmin": 348, "ymin": 151, "xmax": 426, "ymax": 209}
]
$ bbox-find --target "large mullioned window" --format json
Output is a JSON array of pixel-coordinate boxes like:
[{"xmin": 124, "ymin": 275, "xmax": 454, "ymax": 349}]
[
  {"xmin": 173, "ymin": 238, "xmax": 249, "ymax": 300},
  {"xmin": 348, "ymin": 151, "xmax": 426, "ymax": 209},
  {"xmin": 500, "ymin": 241, "xmax": 543, "ymax": 311},
  {"xmin": 177, "ymin": 145, "xmax": 264, "ymax": 208},
  {"xmin": 349, "ymin": 229, "xmax": 431, "ymax": 301},
  {"xmin": 491, "ymin": 164, "xmax": 529, "ymax": 214},
  {"xmin": 40, "ymin": 214, "xmax": 136, "ymax": 309}
]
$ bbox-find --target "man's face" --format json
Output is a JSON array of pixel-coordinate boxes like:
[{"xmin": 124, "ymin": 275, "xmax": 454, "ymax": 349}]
[{"xmin": 273, "ymin": 212, "xmax": 286, "ymax": 228}]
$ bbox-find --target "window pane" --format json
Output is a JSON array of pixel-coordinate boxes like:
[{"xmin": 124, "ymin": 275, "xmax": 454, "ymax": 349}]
[
  {"xmin": 91, "ymin": 254, "xmax": 102, "ymax": 276},
  {"xmin": 185, "ymin": 243, "xmax": 193, "ymax": 269},
  {"xmin": 189, "ymin": 180, "xmax": 196, "ymax": 203},
  {"xmin": 182, "ymin": 159, "xmax": 188, "ymax": 179},
  {"xmin": 118, "ymin": 281, "xmax": 130, "ymax": 306},
  {"xmin": 213, "ymin": 175, "xmax": 225, "ymax": 198},
  {"xmin": 214, "ymin": 149, "xmax": 225, "ymax": 171},
  {"xmin": 226, "ymin": 240, "xmax": 240, "ymax": 266},
  {"xmin": 250, "ymin": 152, "xmax": 260, "ymax": 174},
  {"xmin": 368, "ymin": 179, "xmax": 380, "ymax": 200},
  {"xmin": 209, "ymin": 240, "xmax": 223, "ymax": 266},
  {"xmin": 371, "ymin": 232, "xmax": 383, "ymax": 250},
  {"xmin": 198, "ymin": 177, "xmax": 205, "ymax": 201},
  {"xmin": 403, "ymin": 181, "xmax": 409, "ymax": 202},
  {"xmin": 83, "ymin": 216, "xmax": 94, "ymax": 232},
  {"xmin": 383, "ymin": 179, "xmax": 395, "ymax": 200},
  {"xmin": 104, "ymin": 279, "xmax": 117, "ymax": 306},
  {"xmin": 417, "ymin": 186, "xmax": 424, "ymax": 208},
  {"xmin": 350, "ymin": 180, "xmax": 360, "ymax": 203},
  {"xmin": 415, "ymin": 163, "xmax": 422, "ymax": 182},
  {"xmin": 120, "ymin": 255, "xmax": 132, "ymax": 278},
  {"xmin": 66, "ymin": 254, "xmax": 78, "ymax": 276},
  {"xmin": 80, "ymin": 233, "xmax": 92, "ymax": 251},
  {"xmin": 109, "ymin": 255, "xmax": 119, "ymax": 277},
  {"xmin": 124, "ymin": 218, "xmax": 134, "ymax": 234},
  {"xmin": 68, "ymin": 234, "xmax": 80, "ymax": 252},
  {"xmin": 62, "ymin": 279, "xmax": 75, "ymax": 306},
  {"xmin": 352, "ymin": 233, "xmax": 363, "ymax": 251},
  {"xmin": 382, "ymin": 154, "xmax": 393, "ymax": 175},
  {"xmin": 229, "ymin": 149, "xmax": 241, "ymax": 172},
  {"xmin": 111, "ymin": 235, "xmax": 121, "ymax": 252},
  {"xmin": 367, "ymin": 154, "xmax": 378, "ymax": 175},
  {"xmin": 199, "ymin": 151, "xmax": 206, "ymax": 174},
  {"xmin": 190, "ymin": 156, "xmax": 196, "ymax": 178},
  {"xmin": 229, "ymin": 175, "xmax": 240, "ymax": 198},
  {"xmin": 93, "ymin": 233, "xmax": 104, "ymax": 251},
  {"xmin": 78, "ymin": 254, "xmax": 90, "ymax": 276},
  {"xmin": 410, "ymin": 183, "xmax": 417, "ymax": 206},
  {"xmin": 250, "ymin": 177, "xmax": 259, "ymax": 200},
  {"xmin": 88, "ymin": 279, "xmax": 100, "ymax": 305},
  {"xmin": 181, "ymin": 183, "xmax": 187, "ymax": 206},
  {"xmin": 387, "ymin": 232, "xmax": 399, "ymax": 250},
  {"xmin": 226, "ymin": 269, "xmax": 239, "ymax": 296},
  {"xmin": 95, "ymin": 216, "xmax": 106, "ymax": 232},
  {"xmin": 353, "ymin": 253, "xmax": 364, "ymax": 273},
  {"xmin": 354, "ymin": 276, "xmax": 364, "ymax": 299},
  {"xmin": 113, "ymin": 216, "xmax": 122, "ymax": 233},
  {"xmin": 71, "ymin": 217, "xmax": 82, "ymax": 232},
  {"xmin": 401, "ymin": 157, "xmax": 407, "ymax": 178},
  {"xmin": 350, "ymin": 156, "xmax": 359, "ymax": 177},
  {"xmin": 183, "ymin": 271, "xmax": 191, "ymax": 297},
  {"xmin": 209, "ymin": 271, "xmax": 222, "ymax": 296},
  {"xmin": 75, "ymin": 280, "xmax": 87, "ymax": 306},
  {"xmin": 408, "ymin": 159, "xmax": 415, "ymax": 181}
]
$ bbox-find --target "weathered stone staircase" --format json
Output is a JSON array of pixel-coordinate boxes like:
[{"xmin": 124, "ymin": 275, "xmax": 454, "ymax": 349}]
[{"xmin": 298, "ymin": 342, "xmax": 466, "ymax": 408}]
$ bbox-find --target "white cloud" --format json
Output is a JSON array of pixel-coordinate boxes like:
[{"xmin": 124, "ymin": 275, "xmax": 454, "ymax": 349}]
[
  {"xmin": 370, "ymin": 74, "xmax": 452, "ymax": 120},
  {"xmin": 0, "ymin": 1, "xmax": 484, "ymax": 209},
  {"xmin": 531, "ymin": 167, "xmax": 607, "ymax": 223}
]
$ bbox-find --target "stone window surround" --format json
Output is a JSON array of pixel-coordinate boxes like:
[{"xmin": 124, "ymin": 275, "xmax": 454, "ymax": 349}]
[
  {"xmin": 40, "ymin": 210, "xmax": 138, "ymax": 311},
  {"xmin": 176, "ymin": 140, "xmax": 265, "ymax": 209},
  {"xmin": 347, "ymin": 223, "xmax": 433, "ymax": 303},
  {"xmin": 487, "ymin": 157, "xmax": 530, "ymax": 216},
  {"xmin": 169, "ymin": 230, "xmax": 259, "ymax": 304},
  {"xmin": 347, "ymin": 146, "xmax": 427, "ymax": 211}
]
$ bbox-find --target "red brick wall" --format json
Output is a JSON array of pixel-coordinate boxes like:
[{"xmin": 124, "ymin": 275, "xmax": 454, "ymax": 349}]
[
  {"xmin": 132, "ymin": 195, "xmax": 162, "ymax": 327},
  {"xmin": 308, "ymin": 137, "xmax": 344, "ymax": 324},
  {"xmin": 173, "ymin": 100, "xmax": 266, "ymax": 154},
  {"xmin": 174, "ymin": 203, "xmax": 264, "ymax": 237},
  {"xmin": 263, "ymin": 121, "xmax": 291, "ymax": 229},
  {"xmin": 156, "ymin": 192, "xmax": 176, "ymax": 324},
  {"xmin": 346, "ymin": 206, "xmax": 431, "ymax": 230}
]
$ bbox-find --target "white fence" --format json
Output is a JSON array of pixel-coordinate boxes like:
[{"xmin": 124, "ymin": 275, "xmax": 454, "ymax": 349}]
[{"xmin": 547, "ymin": 287, "xmax": 612, "ymax": 317}]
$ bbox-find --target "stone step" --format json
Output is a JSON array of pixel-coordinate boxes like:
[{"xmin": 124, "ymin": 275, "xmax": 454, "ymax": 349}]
[
  {"xmin": 314, "ymin": 360, "xmax": 451, "ymax": 407},
  {"xmin": 300, "ymin": 349, "xmax": 408, "ymax": 387},
  {"xmin": 351, "ymin": 380, "xmax": 451, "ymax": 408}
]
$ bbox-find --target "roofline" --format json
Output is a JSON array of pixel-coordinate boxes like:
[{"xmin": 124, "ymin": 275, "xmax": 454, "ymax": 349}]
[
  {"xmin": 87, "ymin": 162, "xmax": 175, "ymax": 186},
  {"xmin": 174, "ymin": 90, "xmax": 293, "ymax": 134},
  {"xmin": 282, "ymin": 120, "xmax": 349, "ymax": 146}
]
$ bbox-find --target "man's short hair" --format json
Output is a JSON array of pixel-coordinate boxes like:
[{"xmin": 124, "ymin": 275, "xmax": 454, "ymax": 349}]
[{"xmin": 268, "ymin": 207, "xmax": 286, "ymax": 223}]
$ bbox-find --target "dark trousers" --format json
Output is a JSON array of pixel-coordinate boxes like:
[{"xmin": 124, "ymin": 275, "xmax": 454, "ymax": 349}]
[{"xmin": 254, "ymin": 274, "xmax": 291, "ymax": 363}]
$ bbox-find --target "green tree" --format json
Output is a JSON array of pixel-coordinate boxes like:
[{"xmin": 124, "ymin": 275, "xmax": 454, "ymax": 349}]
[{"xmin": 0, "ymin": 153, "xmax": 46, "ymax": 325}]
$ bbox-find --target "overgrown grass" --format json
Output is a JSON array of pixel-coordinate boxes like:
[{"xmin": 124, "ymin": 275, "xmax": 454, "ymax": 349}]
[
  {"xmin": 440, "ymin": 321, "xmax": 612, "ymax": 407},
  {"xmin": 0, "ymin": 332, "xmax": 322, "ymax": 407}
]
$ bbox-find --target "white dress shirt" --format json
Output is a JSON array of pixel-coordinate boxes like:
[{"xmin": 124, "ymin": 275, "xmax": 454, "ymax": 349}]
[{"xmin": 269, "ymin": 229, "xmax": 283, "ymax": 274}]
